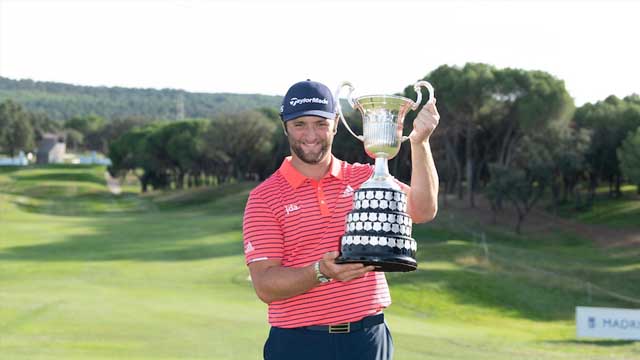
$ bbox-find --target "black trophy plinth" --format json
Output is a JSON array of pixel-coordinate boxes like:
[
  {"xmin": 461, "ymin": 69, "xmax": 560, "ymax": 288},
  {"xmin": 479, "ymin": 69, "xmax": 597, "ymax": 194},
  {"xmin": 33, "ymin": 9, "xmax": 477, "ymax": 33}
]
[{"xmin": 335, "ymin": 187, "xmax": 417, "ymax": 272}]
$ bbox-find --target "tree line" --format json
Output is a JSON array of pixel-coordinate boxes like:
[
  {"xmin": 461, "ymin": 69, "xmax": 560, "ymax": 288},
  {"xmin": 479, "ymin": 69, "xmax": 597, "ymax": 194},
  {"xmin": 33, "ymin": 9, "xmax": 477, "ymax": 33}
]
[
  {"xmin": 2, "ymin": 63, "xmax": 640, "ymax": 233},
  {"xmin": 108, "ymin": 63, "xmax": 640, "ymax": 233},
  {"xmin": 107, "ymin": 109, "xmax": 281, "ymax": 192}
]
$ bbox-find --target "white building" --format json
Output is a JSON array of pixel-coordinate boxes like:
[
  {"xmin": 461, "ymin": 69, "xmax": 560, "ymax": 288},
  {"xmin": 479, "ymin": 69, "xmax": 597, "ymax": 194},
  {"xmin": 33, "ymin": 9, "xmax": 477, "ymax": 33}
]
[{"xmin": 37, "ymin": 134, "xmax": 66, "ymax": 164}]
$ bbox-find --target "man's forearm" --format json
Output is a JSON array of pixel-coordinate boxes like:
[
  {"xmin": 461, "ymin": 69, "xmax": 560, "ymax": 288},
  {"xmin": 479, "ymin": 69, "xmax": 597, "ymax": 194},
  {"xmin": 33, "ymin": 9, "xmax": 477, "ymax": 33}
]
[
  {"xmin": 408, "ymin": 139, "xmax": 439, "ymax": 223},
  {"xmin": 252, "ymin": 262, "xmax": 318, "ymax": 304},
  {"xmin": 250, "ymin": 252, "xmax": 374, "ymax": 304}
]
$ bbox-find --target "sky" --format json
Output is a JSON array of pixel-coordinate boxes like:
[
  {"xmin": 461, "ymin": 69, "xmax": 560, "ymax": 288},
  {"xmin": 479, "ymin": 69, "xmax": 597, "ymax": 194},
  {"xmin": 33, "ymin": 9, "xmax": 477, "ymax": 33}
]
[{"xmin": 0, "ymin": 0, "xmax": 639, "ymax": 106}]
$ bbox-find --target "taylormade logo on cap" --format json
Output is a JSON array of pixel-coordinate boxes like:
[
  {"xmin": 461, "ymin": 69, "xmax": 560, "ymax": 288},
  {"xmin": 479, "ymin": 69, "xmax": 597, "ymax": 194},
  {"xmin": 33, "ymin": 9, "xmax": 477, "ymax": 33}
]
[
  {"xmin": 289, "ymin": 97, "xmax": 329, "ymax": 107},
  {"xmin": 280, "ymin": 80, "xmax": 336, "ymax": 122}
]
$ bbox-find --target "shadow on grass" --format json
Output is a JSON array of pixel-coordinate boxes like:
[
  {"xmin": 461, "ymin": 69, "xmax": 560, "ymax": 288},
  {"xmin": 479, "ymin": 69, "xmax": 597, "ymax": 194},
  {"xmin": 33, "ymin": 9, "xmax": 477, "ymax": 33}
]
[
  {"xmin": 8, "ymin": 182, "xmax": 254, "ymax": 217},
  {"xmin": 1, "ymin": 164, "xmax": 104, "ymax": 174},
  {"xmin": 0, "ymin": 183, "xmax": 254, "ymax": 261},
  {"xmin": 0, "ymin": 211, "xmax": 244, "ymax": 262},
  {"xmin": 12, "ymin": 172, "xmax": 105, "ymax": 185},
  {"xmin": 0, "ymin": 166, "xmax": 24, "ymax": 174},
  {"xmin": 11, "ymin": 190, "xmax": 155, "ymax": 216},
  {"xmin": 147, "ymin": 182, "xmax": 256, "ymax": 214}
]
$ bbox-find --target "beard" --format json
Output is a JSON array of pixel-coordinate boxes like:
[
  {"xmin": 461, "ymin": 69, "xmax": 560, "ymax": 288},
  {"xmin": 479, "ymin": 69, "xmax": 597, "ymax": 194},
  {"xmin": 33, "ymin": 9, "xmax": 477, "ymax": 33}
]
[{"xmin": 289, "ymin": 138, "xmax": 331, "ymax": 165}]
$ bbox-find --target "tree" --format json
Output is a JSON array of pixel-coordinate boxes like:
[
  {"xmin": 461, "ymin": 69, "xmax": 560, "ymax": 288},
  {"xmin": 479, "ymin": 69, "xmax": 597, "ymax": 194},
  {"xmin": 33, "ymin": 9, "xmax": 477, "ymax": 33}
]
[
  {"xmin": 163, "ymin": 119, "xmax": 208, "ymax": 188},
  {"xmin": 618, "ymin": 126, "xmax": 640, "ymax": 194},
  {"xmin": 487, "ymin": 133, "xmax": 553, "ymax": 234},
  {"xmin": 405, "ymin": 64, "xmax": 573, "ymax": 209},
  {"xmin": 64, "ymin": 129, "xmax": 85, "ymax": 152},
  {"xmin": 5, "ymin": 116, "xmax": 35, "ymax": 156},
  {"xmin": 29, "ymin": 112, "xmax": 61, "ymax": 141},
  {"xmin": 203, "ymin": 111, "xmax": 277, "ymax": 183},
  {"xmin": 0, "ymin": 100, "xmax": 35, "ymax": 156},
  {"xmin": 64, "ymin": 115, "xmax": 106, "ymax": 152},
  {"xmin": 109, "ymin": 124, "xmax": 166, "ymax": 192},
  {"xmin": 624, "ymin": 94, "xmax": 640, "ymax": 106},
  {"xmin": 403, "ymin": 63, "xmax": 498, "ymax": 207},
  {"xmin": 491, "ymin": 69, "xmax": 574, "ymax": 167},
  {"xmin": 100, "ymin": 117, "xmax": 152, "ymax": 154},
  {"xmin": 575, "ymin": 96, "xmax": 640, "ymax": 198},
  {"xmin": 548, "ymin": 124, "xmax": 592, "ymax": 210}
]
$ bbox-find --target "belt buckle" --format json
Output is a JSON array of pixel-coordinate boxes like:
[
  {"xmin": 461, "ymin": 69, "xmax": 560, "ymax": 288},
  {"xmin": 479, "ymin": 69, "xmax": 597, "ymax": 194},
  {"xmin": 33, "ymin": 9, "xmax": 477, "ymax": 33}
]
[{"xmin": 329, "ymin": 322, "xmax": 350, "ymax": 333}]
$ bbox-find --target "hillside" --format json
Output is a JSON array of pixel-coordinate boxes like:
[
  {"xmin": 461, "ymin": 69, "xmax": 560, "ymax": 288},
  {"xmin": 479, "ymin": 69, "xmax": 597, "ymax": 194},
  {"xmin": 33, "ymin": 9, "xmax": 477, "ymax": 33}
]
[
  {"xmin": 0, "ymin": 76, "xmax": 282, "ymax": 120},
  {"xmin": 1, "ymin": 166, "xmax": 639, "ymax": 359}
]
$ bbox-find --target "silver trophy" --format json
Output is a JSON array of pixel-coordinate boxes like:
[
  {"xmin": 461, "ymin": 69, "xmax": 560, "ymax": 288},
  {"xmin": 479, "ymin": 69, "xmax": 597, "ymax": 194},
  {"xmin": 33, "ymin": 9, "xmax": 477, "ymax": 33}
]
[{"xmin": 335, "ymin": 81, "xmax": 434, "ymax": 272}]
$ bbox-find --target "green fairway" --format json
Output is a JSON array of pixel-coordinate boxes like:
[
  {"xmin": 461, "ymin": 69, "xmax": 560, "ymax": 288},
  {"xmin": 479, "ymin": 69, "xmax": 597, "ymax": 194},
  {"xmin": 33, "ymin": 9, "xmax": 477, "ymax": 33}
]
[{"xmin": 1, "ymin": 166, "xmax": 639, "ymax": 359}]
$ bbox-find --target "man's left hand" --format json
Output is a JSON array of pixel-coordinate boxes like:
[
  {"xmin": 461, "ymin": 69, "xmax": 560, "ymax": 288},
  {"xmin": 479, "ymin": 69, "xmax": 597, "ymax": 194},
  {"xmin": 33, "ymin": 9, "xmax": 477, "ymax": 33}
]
[{"xmin": 409, "ymin": 99, "xmax": 440, "ymax": 143}]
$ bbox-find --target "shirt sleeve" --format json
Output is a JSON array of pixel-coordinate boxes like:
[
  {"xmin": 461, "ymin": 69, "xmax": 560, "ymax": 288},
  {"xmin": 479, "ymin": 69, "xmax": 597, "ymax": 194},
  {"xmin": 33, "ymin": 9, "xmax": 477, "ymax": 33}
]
[{"xmin": 242, "ymin": 192, "xmax": 284, "ymax": 265}]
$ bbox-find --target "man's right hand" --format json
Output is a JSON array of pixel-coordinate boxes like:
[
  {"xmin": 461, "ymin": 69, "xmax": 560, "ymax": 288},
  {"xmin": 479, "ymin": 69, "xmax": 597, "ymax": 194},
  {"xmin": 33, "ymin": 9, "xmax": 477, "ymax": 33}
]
[{"xmin": 319, "ymin": 251, "xmax": 376, "ymax": 282}]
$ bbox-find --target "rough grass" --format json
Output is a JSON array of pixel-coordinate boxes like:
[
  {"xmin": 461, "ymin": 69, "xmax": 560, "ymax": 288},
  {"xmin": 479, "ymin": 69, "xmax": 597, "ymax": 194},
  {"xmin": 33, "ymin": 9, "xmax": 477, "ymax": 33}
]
[
  {"xmin": 1, "ymin": 166, "xmax": 639, "ymax": 359},
  {"xmin": 553, "ymin": 185, "xmax": 640, "ymax": 229}
]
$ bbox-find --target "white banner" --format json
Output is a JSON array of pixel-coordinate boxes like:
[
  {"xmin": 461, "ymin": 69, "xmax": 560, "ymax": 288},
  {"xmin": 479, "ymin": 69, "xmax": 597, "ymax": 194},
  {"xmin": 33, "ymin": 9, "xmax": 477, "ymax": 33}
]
[{"xmin": 576, "ymin": 306, "xmax": 640, "ymax": 340}]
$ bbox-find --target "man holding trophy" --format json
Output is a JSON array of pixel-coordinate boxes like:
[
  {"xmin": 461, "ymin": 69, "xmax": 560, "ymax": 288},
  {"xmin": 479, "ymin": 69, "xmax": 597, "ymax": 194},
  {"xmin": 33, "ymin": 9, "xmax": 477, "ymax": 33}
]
[{"xmin": 243, "ymin": 79, "xmax": 439, "ymax": 359}]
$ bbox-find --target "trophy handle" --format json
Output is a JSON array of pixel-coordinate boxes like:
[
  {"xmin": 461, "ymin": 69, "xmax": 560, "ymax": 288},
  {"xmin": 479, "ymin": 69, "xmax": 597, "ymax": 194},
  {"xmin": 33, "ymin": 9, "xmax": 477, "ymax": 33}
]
[
  {"xmin": 335, "ymin": 81, "xmax": 364, "ymax": 142},
  {"xmin": 411, "ymin": 80, "xmax": 435, "ymax": 110},
  {"xmin": 401, "ymin": 80, "xmax": 436, "ymax": 142}
]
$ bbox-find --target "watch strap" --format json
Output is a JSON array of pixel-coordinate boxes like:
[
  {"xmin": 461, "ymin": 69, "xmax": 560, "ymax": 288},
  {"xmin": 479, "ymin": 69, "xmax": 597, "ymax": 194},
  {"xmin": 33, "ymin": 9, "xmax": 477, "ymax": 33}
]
[{"xmin": 314, "ymin": 261, "xmax": 331, "ymax": 283}]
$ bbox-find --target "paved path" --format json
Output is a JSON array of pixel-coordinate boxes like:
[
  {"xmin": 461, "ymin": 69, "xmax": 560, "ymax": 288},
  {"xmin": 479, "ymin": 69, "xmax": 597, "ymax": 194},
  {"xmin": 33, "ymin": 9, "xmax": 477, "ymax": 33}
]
[{"xmin": 104, "ymin": 171, "xmax": 122, "ymax": 195}]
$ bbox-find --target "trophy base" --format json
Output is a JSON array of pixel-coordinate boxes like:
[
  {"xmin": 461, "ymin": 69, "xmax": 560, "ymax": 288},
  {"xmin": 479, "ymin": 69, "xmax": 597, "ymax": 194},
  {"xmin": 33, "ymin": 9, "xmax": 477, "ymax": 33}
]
[
  {"xmin": 336, "ymin": 253, "xmax": 417, "ymax": 272},
  {"xmin": 339, "ymin": 185, "xmax": 417, "ymax": 273}
]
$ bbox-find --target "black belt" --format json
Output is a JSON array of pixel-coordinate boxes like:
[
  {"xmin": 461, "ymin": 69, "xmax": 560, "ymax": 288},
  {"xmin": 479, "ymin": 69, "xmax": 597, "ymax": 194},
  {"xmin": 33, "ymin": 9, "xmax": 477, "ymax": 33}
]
[{"xmin": 302, "ymin": 313, "xmax": 384, "ymax": 333}]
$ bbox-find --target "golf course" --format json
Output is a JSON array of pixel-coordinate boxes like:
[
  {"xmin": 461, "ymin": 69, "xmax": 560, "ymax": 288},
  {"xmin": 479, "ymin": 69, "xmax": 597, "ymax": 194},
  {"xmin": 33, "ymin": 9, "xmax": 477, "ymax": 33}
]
[{"xmin": 1, "ymin": 165, "xmax": 639, "ymax": 359}]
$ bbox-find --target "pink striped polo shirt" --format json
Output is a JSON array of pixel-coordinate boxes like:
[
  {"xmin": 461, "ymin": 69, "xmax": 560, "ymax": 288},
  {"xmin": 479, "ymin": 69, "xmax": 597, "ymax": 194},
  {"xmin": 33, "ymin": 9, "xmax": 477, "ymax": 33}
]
[{"xmin": 242, "ymin": 156, "xmax": 392, "ymax": 328}]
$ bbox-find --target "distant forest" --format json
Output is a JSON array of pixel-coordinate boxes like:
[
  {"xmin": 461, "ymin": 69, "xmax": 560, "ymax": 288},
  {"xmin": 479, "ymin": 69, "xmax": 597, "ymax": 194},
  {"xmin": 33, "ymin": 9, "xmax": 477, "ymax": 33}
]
[{"xmin": 0, "ymin": 76, "xmax": 282, "ymax": 121}]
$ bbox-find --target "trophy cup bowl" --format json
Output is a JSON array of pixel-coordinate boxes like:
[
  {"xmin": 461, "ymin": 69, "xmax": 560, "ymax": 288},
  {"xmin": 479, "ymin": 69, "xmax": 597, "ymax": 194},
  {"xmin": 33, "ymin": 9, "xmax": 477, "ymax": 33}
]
[{"xmin": 335, "ymin": 81, "xmax": 434, "ymax": 272}]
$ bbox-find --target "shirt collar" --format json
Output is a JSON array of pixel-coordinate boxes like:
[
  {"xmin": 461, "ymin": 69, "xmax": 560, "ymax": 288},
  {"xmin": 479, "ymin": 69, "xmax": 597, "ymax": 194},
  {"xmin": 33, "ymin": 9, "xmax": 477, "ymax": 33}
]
[{"xmin": 279, "ymin": 155, "xmax": 343, "ymax": 189}]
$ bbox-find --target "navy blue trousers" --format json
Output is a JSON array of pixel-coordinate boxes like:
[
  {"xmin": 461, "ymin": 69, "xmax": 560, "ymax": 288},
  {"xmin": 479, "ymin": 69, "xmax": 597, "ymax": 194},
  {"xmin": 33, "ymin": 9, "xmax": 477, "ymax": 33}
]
[{"xmin": 263, "ymin": 321, "xmax": 393, "ymax": 360}]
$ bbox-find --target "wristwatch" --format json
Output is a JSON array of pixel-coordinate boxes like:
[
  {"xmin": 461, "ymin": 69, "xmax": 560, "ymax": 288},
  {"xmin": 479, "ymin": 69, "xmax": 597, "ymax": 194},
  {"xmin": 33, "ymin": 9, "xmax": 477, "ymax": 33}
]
[{"xmin": 314, "ymin": 261, "xmax": 331, "ymax": 283}]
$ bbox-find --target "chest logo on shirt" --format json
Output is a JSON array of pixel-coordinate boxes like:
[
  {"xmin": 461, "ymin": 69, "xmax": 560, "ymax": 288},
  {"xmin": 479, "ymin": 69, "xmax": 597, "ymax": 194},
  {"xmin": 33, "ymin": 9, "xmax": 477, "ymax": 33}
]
[
  {"xmin": 285, "ymin": 203, "xmax": 300, "ymax": 215},
  {"xmin": 341, "ymin": 185, "xmax": 354, "ymax": 198}
]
